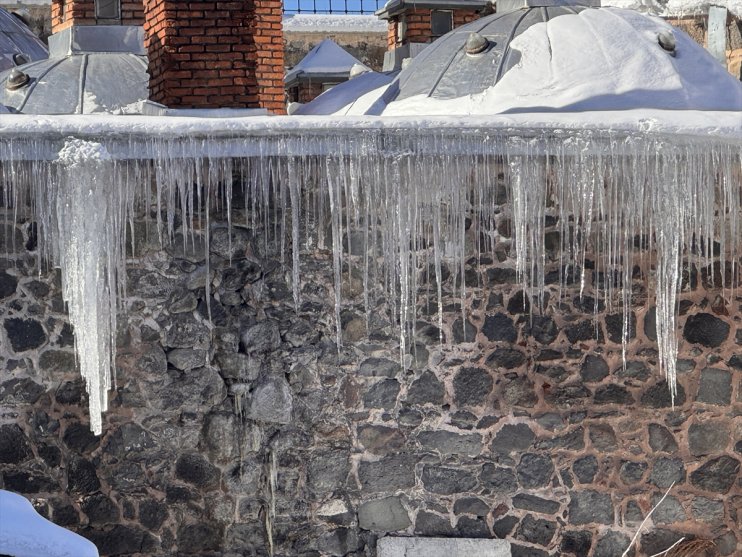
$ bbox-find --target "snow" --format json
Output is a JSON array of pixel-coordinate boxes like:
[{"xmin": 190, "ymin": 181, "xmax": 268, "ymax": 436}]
[
  {"xmin": 379, "ymin": 9, "xmax": 742, "ymax": 116},
  {"xmin": 603, "ymin": 0, "xmax": 742, "ymax": 17},
  {"xmin": 294, "ymin": 71, "xmax": 394, "ymax": 115},
  {"xmin": 285, "ymin": 39, "xmax": 367, "ymax": 83},
  {"xmin": 0, "ymin": 490, "xmax": 99, "ymax": 557},
  {"xmin": 283, "ymin": 14, "xmax": 387, "ymax": 33}
]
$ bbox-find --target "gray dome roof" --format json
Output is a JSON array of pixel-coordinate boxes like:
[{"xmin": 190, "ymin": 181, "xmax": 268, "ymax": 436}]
[
  {"xmin": 392, "ymin": 3, "xmax": 596, "ymax": 102},
  {"xmin": 0, "ymin": 26, "xmax": 148, "ymax": 114},
  {"xmin": 0, "ymin": 8, "xmax": 47, "ymax": 72}
]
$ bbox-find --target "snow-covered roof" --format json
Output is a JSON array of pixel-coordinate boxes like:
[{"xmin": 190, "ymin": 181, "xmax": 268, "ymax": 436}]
[
  {"xmin": 0, "ymin": 7, "xmax": 47, "ymax": 72},
  {"xmin": 285, "ymin": 39, "xmax": 368, "ymax": 86},
  {"xmin": 299, "ymin": 5, "xmax": 742, "ymax": 115},
  {"xmin": 283, "ymin": 14, "xmax": 387, "ymax": 33},
  {"xmin": 0, "ymin": 26, "xmax": 148, "ymax": 114},
  {"xmin": 603, "ymin": 0, "xmax": 742, "ymax": 18}
]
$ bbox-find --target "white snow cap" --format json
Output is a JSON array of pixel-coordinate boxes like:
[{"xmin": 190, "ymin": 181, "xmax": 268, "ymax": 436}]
[
  {"xmin": 0, "ymin": 490, "xmax": 99, "ymax": 557},
  {"xmin": 285, "ymin": 39, "xmax": 367, "ymax": 84},
  {"xmin": 283, "ymin": 14, "xmax": 387, "ymax": 33},
  {"xmin": 357, "ymin": 8, "xmax": 742, "ymax": 116}
]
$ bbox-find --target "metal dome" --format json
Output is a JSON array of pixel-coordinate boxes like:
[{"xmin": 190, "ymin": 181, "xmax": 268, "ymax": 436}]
[
  {"xmin": 0, "ymin": 8, "xmax": 47, "ymax": 72},
  {"xmin": 393, "ymin": 0, "xmax": 600, "ymax": 102},
  {"xmin": 0, "ymin": 26, "xmax": 148, "ymax": 115}
]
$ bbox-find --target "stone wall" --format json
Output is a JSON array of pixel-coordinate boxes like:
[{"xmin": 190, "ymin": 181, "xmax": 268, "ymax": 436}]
[{"xmin": 0, "ymin": 176, "xmax": 740, "ymax": 557}]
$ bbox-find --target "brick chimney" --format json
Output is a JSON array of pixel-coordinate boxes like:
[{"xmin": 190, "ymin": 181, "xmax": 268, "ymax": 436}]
[
  {"xmin": 51, "ymin": 0, "xmax": 144, "ymax": 33},
  {"xmin": 142, "ymin": 0, "xmax": 285, "ymax": 113}
]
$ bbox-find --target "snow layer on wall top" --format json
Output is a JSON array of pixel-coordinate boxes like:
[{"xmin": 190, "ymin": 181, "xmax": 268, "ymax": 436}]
[
  {"xmin": 603, "ymin": 0, "xmax": 742, "ymax": 18},
  {"xmin": 283, "ymin": 14, "xmax": 387, "ymax": 33}
]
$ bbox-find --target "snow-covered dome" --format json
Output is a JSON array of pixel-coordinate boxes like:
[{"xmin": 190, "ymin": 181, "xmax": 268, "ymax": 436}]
[
  {"xmin": 0, "ymin": 25, "xmax": 148, "ymax": 114},
  {"xmin": 0, "ymin": 8, "xmax": 47, "ymax": 72},
  {"xmin": 300, "ymin": 0, "xmax": 742, "ymax": 115}
]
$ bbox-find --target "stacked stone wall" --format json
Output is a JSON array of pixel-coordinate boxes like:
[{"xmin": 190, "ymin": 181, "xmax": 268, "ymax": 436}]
[{"xmin": 0, "ymin": 174, "xmax": 740, "ymax": 557}]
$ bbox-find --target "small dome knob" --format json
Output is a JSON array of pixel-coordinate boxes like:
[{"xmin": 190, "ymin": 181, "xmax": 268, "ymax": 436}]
[
  {"xmin": 657, "ymin": 30, "xmax": 676, "ymax": 55},
  {"xmin": 465, "ymin": 32, "xmax": 490, "ymax": 55},
  {"xmin": 6, "ymin": 68, "xmax": 30, "ymax": 91}
]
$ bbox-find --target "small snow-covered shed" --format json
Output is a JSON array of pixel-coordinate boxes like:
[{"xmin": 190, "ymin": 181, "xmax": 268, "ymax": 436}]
[{"xmin": 285, "ymin": 38, "xmax": 369, "ymax": 103}]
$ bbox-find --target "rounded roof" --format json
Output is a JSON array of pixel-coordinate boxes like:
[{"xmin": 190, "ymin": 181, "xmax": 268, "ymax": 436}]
[
  {"xmin": 0, "ymin": 26, "xmax": 148, "ymax": 115},
  {"xmin": 302, "ymin": 3, "xmax": 742, "ymax": 116},
  {"xmin": 0, "ymin": 8, "xmax": 47, "ymax": 72}
]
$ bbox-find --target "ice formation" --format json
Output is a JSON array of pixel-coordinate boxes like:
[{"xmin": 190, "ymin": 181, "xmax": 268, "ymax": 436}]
[
  {"xmin": 0, "ymin": 116, "xmax": 739, "ymax": 430},
  {"xmin": 0, "ymin": 490, "xmax": 99, "ymax": 557}
]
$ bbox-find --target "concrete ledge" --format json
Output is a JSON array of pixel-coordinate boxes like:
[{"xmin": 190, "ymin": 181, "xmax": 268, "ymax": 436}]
[{"xmin": 378, "ymin": 537, "xmax": 511, "ymax": 557}]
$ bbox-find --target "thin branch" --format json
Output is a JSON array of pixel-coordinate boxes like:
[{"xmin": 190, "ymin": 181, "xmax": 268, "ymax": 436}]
[{"xmin": 620, "ymin": 482, "xmax": 675, "ymax": 557}]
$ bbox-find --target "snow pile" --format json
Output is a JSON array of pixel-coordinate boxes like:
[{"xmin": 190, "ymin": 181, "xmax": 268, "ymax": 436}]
[
  {"xmin": 283, "ymin": 14, "xmax": 387, "ymax": 33},
  {"xmin": 380, "ymin": 8, "xmax": 742, "ymax": 116},
  {"xmin": 0, "ymin": 490, "xmax": 99, "ymax": 557},
  {"xmin": 286, "ymin": 39, "xmax": 366, "ymax": 84},
  {"xmin": 603, "ymin": 0, "xmax": 742, "ymax": 17}
]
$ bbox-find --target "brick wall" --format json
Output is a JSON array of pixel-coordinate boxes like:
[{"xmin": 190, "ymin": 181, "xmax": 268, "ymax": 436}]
[
  {"xmin": 386, "ymin": 8, "xmax": 480, "ymax": 49},
  {"xmin": 51, "ymin": 0, "xmax": 143, "ymax": 33},
  {"xmin": 142, "ymin": 0, "xmax": 285, "ymax": 113}
]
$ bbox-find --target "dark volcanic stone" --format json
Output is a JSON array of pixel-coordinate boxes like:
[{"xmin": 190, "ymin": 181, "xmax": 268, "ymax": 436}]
[
  {"xmin": 307, "ymin": 450, "xmax": 350, "ymax": 492},
  {"xmin": 63, "ymin": 422, "xmax": 100, "ymax": 453},
  {"xmin": 482, "ymin": 313, "xmax": 517, "ymax": 342},
  {"xmin": 418, "ymin": 430, "xmax": 481, "ymax": 456},
  {"xmin": 81, "ymin": 493, "xmax": 120, "ymax": 525},
  {"xmin": 39, "ymin": 444, "xmax": 61, "ymax": 467},
  {"xmin": 4, "ymin": 317, "xmax": 47, "ymax": 352},
  {"xmin": 589, "ymin": 424, "xmax": 617, "ymax": 451},
  {"xmin": 512, "ymin": 494, "xmax": 560, "ymax": 514},
  {"xmin": 55, "ymin": 380, "xmax": 84, "ymax": 404},
  {"xmin": 240, "ymin": 320, "xmax": 281, "ymax": 354},
  {"xmin": 0, "ymin": 377, "xmax": 45, "ymax": 405},
  {"xmin": 39, "ymin": 350, "xmax": 77, "ymax": 374},
  {"xmin": 502, "ymin": 375, "xmax": 538, "ymax": 407},
  {"xmin": 177, "ymin": 522, "xmax": 222, "ymax": 553},
  {"xmin": 414, "ymin": 510, "xmax": 454, "ymax": 537},
  {"xmin": 594, "ymin": 384, "xmax": 632, "ymax": 405},
  {"xmin": 358, "ymin": 454, "xmax": 415, "ymax": 492},
  {"xmin": 453, "ymin": 497, "xmax": 489, "ymax": 517},
  {"xmin": 486, "ymin": 348, "xmax": 525, "ymax": 370},
  {"xmin": 488, "ymin": 267, "xmax": 517, "ymax": 284},
  {"xmin": 164, "ymin": 314, "xmax": 210, "ymax": 349},
  {"xmin": 452, "ymin": 318, "xmax": 477, "ymax": 343},
  {"xmin": 53, "ymin": 502, "xmax": 79, "ymax": 527},
  {"xmin": 480, "ymin": 464, "xmax": 517, "ymax": 494},
  {"xmin": 83, "ymin": 524, "xmax": 155, "ymax": 556},
  {"xmin": 105, "ymin": 423, "xmax": 155, "ymax": 460},
  {"xmin": 4, "ymin": 470, "xmax": 58, "ymax": 493},
  {"xmin": 545, "ymin": 384, "xmax": 591, "ymax": 407},
  {"xmin": 358, "ymin": 357, "xmax": 398, "ymax": 378},
  {"xmin": 67, "ymin": 457, "xmax": 101, "ymax": 494},
  {"xmin": 493, "ymin": 515, "xmax": 519, "ymax": 538},
  {"xmin": 696, "ymin": 368, "xmax": 731, "ymax": 405},
  {"xmin": 0, "ymin": 424, "xmax": 33, "ymax": 464},
  {"xmin": 650, "ymin": 457, "xmax": 685, "ymax": 488},
  {"xmin": 517, "ymin": 514, "xmax": 556, "ymax": 547},
  {"xmin": 595, "ymin": 531, "xmax": 632, "ymax": 557},
  {"xmin": 689, "ymin": 456, "xmax": 740, "ymax": 493},
  {"xmin": 407, "ymin": 371, "xmax": 444, "ymax": 405},
  {"xmin": 535, "ymin": 427, "xmax": 585, "ymax": 451},
  {"xmin": 573, "ymin": 456, "xmax": 598, "ymax": 484},
  {"xmin": 615, "ymin": 360, "xmax": 650, "ymax": 381},
  {"xmin": 507, "ymin": 290, "xmax": 530, "ymax": 314},
  {"xmin": 421, "ymin": 465, "xmax": 477, "ymax": 495},
  {"xmin": 683, "ymin": 313, "xmax": 729, "ymax": 347},
  {"xmin": 569, "ymin": 490, "xmax": 613, "ymax": 525},
  {"xmin": 561, "ymin": 530, "xmax": 592, "ymax": 557},
  {"xmin": 651, "ymin": 494, "xmax": 686, "ymax": 524},
  {"xmin": 358, "ymin": 425, "xmax": 405, "ymax": 455},
  {"xmin": 363, "ymin": 378, "xmax": 400, "ymax": 409},
  {"xmin": 517, "ymin": 454, "xmax": 554, "ymax": 488},
  {"xmin": 581, "ymin": 355, "xmax": 608, "ymax": 382},
  {"xmin": 648, "ymin": 423, "xmax": 678, "ymax": 453},
  {"xmin": 456, "ymin": 515, "xmax": 490, "ymax": 538},
  {"xmin": 510, "ymin": 544, "xmax": 549, "ymax": 557},
  {"xmin": 139, "ymin": 499, "xmax": 168, "ymax": 531},
  {"xmin": 688, "ymin": 422, "xmax": 729, "ymax": 456},
  {"xmin": 640, "ymin": 529, "xmax": 684, "ymax": 556},
  {"xmin": 453, "ymin": 367, "xmax": 493, "ymax": 406},
  {"xmin": 491, "ymin": 423, "xmax": 535, "ymax": 454},
  {"xmin": 644, "ymin": 307, "xmax": 657, "ymax": 341},
  {"xmin": 526, "ymin": 316, "xmax": 558, "ymax": 344},
  {"xmin": 619, "ymin": 461, "xmax": 647, "ymax": 485},
  {"xmin": 605, "ymin": 312, "xmax": 636, "ymax": 343},
  {"xmin": 175, "ymin": 453, "xmax": 220, "ymax": 490},
  {"xmin": 641, "ymin": 381, "xmax": 686, "ymax": 408},
  {"xmin": 359, "ymin": 497, "xmax": 411, "ymax": 532},
  {"xmin": 565, "ymin": 320, "xmax": 602, "ymax": 344},
  {"xmin": 0, "ymin": 270, "xmax": 18, "ymax": 298}
]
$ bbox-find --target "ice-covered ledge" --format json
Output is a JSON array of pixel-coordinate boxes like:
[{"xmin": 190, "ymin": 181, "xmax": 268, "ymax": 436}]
[{"xmin": 378, "ymin": 537, "xmax": 511, "ymax": 557}]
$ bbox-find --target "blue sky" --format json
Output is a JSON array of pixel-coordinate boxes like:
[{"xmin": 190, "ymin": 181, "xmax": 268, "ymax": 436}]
[{"xmin": 283, "ymin": 0, "xmax": 383, "ymax": 14}]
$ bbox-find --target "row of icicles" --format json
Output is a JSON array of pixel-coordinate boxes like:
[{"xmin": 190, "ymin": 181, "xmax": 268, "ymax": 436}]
[{"xmin": 0, "ymin": 130, "xmax": 739, "ymax": 433}]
